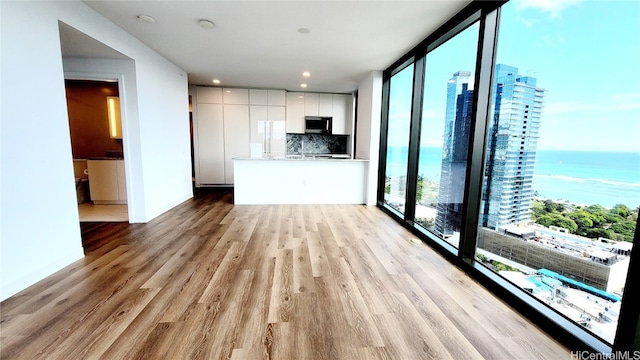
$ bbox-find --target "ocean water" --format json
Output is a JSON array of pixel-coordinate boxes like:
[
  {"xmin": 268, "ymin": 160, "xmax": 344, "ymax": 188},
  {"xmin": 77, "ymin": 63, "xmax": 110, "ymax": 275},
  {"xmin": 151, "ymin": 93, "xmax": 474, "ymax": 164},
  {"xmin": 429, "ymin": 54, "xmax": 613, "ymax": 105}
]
[{"xmin": 386, "ymin": 147, "xmax": 640, "ymax": 209}]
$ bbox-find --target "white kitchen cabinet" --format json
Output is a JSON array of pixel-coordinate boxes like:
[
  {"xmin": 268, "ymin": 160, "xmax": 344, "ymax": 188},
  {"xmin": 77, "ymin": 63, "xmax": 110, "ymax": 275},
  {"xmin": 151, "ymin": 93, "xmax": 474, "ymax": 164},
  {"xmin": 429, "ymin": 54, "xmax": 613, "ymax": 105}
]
[
  {"xmin": 249, "ymin": 89, "xmax": 268, "ymax": 105},
  {"xmin": 223, "ymin": 104, "xmax": 250, "ymax": 184},
  {"xmin": 196, "ymin": 87, "xmax": 222, "ymax": 104},
  {"xmin": 331, "ymin": 94, "xmax": 353, "ymax": 135},
  {"xmin": 223, "ymin": 88, "xmax": 249, "ymax": 104},
  {"xmin": 196, "ymin": 103, "xmax": 225, "ymax": 184},
  {"xmin": 304, "ymin": 93, "xmax": 319, "ymax": 116},
  {"xmin": 87, "ymin": 159, "xmax": 127, "ymax": 204},
  {"xmin": 286, "ymin": 92, "xmax": 305, "ymax": 134},
  {"xmin": 318, "ymin": 94, "xmax": 333, "ymax": 116},
  {"xmin": 268, "ymin": 90, "xmax": 286, "ymax": 106},
  {"xmin": 268, "ymin": 106, "xmax": 286, "ymax": 157},
  {"xmin": 251, "ymin": 105, "xmax": 286, "ymax": 158}
]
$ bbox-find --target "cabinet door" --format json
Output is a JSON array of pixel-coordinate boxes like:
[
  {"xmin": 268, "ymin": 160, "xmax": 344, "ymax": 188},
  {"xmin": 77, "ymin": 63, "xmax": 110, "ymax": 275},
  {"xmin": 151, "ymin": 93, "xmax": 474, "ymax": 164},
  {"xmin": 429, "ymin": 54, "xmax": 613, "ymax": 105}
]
[
  {"xmin": 250, "ymin": 105, "xmax": 269, "ymax": 156},
  {"xmin": 332, "ymin": 94, "xmax": 352, "ymax": 135},
  {"xmin": 268, "ymin": 90, "xmax": 286, "ymax": 106},
  {"xmin": 223, "ymin": 88, "xmax": 249, "ymax": 104},
  {"xmin": 249, "ymin": 89, "xmax": 268, "ymax": 105},
  {"xmin": 304, "ymin": 93, "xmax": 319, "ymax": 116},
  {"xmin": 197, "ymin": 104, "xmax": 225, "ymax": 184},
  {"xmin": 223, "ymin": 104, "xmax": 250, "ymax": 184},
  {"xmin": 286, "ymin": 92, "xmax": 305, "ymax": 133},
  {"xmin": 196, "ymin": 87, "xmax": 222, "ymax": 104},
  {"xmin": 318, "ymin": 94, "xmax": 333, "ymax": 116},
  {"xmin": 87, "ymin": 160, "xmax": 118, "ymax": 201},
  {"xmin": 116, "ymin": 160, "xmax": 127, "ymax": 201},
  {"xmin": 268, "ymin": 106, "xmax": 286, "ymax": 157}
]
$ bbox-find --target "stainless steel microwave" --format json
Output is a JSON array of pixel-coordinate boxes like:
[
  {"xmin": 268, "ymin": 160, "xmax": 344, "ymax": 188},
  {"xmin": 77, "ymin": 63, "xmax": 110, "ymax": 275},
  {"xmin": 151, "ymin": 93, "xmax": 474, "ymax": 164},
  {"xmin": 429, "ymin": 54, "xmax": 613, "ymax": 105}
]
[{"xmin": 305, "ymin": 116, "xmax": 332, "ymax": 134}]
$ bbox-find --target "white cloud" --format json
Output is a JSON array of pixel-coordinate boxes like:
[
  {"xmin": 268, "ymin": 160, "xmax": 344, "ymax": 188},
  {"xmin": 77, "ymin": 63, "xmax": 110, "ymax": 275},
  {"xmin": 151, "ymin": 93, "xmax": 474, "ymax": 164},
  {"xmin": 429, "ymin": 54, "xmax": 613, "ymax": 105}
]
[
  {"xmin": 543, "ymin": 93, "xmax": 640, "ymax": 115},
  {"xmin": 517, "ymin": 0, "xmax": 584, "ymax": 19}
]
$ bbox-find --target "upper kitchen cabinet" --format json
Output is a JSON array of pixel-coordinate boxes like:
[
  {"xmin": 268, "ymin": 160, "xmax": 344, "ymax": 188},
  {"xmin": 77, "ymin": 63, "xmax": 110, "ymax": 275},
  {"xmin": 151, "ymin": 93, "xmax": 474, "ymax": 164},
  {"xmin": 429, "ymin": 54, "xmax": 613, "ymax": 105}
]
[
  {"xmin": 331, "ymin": 94, "xmax": 353, "ymax": 135},
  {"xmin": 318, "ymin": 94, "xmax": 333, "ymax": 116},
  {"xmin": 197, "ymin": 87, "xmax": 222, "ymax": 104},
  {"xmin": 286, "ymin": 92, "xmax": 305, "ymax": 134},
  {"xmin": 250, "ymin": 89, "xmax": 286, "ymax": 106},
  {"xmin": 223, "ymin": 88, "xmax": 249, "ymax": 104},
  {"xmin": 249, "ymin": 89, "xmax": 268, "ymax": 105},
  {"xmin": 304, "ymin": 93, "xmax": 319, "ymax": 116},
  {"xmin": 268, "ymin": 90, "xmax": 286, "ymax": 106}
]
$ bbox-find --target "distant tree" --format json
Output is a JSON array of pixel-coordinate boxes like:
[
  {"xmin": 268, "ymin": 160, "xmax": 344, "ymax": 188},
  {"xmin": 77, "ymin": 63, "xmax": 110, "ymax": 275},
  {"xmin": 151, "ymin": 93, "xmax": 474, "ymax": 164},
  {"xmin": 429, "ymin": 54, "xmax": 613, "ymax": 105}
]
[
  {"xmin": 586, "ymin": 228, "xmax": 614, "ymax": 240},
  {"xmin": 568, "ymin": 210, "xmax": 594, "ymax": 236},
  {"xmin": 611, "ymin": 204, "xmax": 631, "ymax": 218},
  {"xmin": 586, "ymin": 204, "xmax": 607, "ymax": 215},
  {"xmin": 416, "ymin": 174, "xmax": 424, "ymax": 203},
  {"xmin": 532, "ymin": 200, "xmax": 545, "ymax": 219},
  {"xmin": 536, "ymin": 213, "xmax": 578, "ymax": 233}
]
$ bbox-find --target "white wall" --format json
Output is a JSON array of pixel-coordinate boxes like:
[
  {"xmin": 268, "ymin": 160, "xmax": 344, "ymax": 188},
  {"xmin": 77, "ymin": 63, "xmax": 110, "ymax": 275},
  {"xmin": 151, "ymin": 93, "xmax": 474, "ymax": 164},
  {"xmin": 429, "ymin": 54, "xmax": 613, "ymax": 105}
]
[
  {"xmin": 356, "ymin": 71, "xmax": 383, "ymax": 206},
  {"xmin": 1, "ymin": 1, "xmax": 192, "ymax": 300}
]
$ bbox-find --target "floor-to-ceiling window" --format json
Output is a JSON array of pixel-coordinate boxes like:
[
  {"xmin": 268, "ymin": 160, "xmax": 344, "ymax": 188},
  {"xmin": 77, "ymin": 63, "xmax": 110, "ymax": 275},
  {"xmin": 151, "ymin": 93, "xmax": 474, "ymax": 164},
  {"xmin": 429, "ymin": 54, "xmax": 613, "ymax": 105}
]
[
  {"xmin": 378, "ymin": 0, "xmax": 640, "ymax": 352},
  {"xmin": 415, "ymin": 23, "xmax": 480, "ymax": 248},
  {"xmin": 383, "ymin": 64, "xmax": 415, "ymax": 215},
  {"xmin": 475, "ymin": 0, "xmax": 639, "ymax": 347}
]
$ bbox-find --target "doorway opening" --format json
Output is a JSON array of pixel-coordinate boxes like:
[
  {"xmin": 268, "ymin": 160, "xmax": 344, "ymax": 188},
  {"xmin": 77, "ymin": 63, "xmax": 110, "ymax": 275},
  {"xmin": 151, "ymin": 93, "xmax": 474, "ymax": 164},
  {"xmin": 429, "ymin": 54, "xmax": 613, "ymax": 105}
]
[{"xmin": 65, "ymin": 79, "xmax": 129, "ymax": 223}]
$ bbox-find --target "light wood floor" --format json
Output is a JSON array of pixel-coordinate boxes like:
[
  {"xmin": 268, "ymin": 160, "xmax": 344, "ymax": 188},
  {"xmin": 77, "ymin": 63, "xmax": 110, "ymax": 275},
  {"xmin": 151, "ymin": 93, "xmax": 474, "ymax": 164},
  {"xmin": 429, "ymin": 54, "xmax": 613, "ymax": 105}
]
[
  {"xmin": 1, "ymin": 189, "xmax": 570, "ymax": 359},
  {"xmin": 78, "ymin": 203, "xmax": 128, "ymax": 222}
]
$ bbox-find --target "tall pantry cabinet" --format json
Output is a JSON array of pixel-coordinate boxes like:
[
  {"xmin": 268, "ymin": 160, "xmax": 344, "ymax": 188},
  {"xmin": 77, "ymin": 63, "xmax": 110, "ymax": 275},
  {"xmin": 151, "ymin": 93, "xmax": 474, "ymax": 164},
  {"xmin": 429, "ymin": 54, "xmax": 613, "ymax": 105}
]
[
  {"xmin": 195, "ymin": 87, "xmax": 250, "ymax": 185},
  {"xmin": 194, "ymin": 87, "xmax": 287, "ymax": 186}
]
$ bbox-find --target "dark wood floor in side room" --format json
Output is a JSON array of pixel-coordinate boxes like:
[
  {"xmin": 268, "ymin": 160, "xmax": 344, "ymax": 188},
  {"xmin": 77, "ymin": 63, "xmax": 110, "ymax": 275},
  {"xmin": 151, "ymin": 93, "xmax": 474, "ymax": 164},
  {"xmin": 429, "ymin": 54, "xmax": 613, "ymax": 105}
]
[{"xmin": 0, "ymin": 189, "xmax": 570, "ymax": 359}]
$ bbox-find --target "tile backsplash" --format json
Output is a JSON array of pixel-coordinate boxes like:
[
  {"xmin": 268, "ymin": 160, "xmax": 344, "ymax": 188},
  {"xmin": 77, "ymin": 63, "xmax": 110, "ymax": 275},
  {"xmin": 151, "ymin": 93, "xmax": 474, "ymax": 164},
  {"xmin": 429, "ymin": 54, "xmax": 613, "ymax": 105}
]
[{"xmin": 286, "ymin": 133, "xmax": 349, "ymax": 155}]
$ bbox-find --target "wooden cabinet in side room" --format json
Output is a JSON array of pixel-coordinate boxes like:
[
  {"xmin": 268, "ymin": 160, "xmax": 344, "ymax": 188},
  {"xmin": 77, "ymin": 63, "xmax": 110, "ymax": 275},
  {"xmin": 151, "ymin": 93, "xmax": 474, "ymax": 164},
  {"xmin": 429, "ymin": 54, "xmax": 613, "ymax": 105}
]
[
  {"xmin": 196, "ymin": 103, "xmax": 225, "ymax": 184},
  {"xmin": 286, "ymin": 92, "xmax": 305, "ymax": 133},
  {"xmin": 87, "ymin": 159, "xmax": 127, "ymax": 204},
  {"xmin": 223, "ymin": 104, "xmax": 250, "ymax": 184}
]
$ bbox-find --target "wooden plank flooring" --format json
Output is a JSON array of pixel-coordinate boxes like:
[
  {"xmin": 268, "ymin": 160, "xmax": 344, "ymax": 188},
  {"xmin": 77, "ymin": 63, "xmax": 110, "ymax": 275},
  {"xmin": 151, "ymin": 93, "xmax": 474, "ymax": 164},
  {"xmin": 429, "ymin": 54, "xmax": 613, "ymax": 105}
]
[{"xmin": 0, "ymin": 189, "xmax": 570, "ymax": 359}]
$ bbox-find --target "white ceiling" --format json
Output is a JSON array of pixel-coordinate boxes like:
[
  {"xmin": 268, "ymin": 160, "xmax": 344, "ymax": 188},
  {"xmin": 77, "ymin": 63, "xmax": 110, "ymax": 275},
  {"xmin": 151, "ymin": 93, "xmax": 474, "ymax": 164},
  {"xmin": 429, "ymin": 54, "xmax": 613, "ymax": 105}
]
[{"xmin": 69, "ymin": 1, "xmax": 471, "ymax": 93}]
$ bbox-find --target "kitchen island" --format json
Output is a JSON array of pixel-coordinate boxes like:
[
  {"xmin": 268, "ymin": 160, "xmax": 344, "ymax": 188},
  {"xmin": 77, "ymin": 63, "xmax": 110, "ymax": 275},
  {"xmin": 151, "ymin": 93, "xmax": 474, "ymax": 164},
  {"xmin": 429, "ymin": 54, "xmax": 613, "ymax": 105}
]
[{"xmin": 233, "ymin": 156, "xmax": 369, "ymax": 204}]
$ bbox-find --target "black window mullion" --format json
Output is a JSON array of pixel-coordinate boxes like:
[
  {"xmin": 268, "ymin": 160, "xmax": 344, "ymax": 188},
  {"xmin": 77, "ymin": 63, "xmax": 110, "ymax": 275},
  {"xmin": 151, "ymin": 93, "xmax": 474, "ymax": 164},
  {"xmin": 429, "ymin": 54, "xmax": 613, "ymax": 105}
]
[
  {"xmin": 377, "ymin": 75, "xmax": 391, "ymax": 205},
  {"xmin": 613, "ymin": 215, "xmax": 640, "ymax": 351},
  {"xmin": 404, "ymin": 56, "xmax": 425, "ymax": 223},
  {"xmin": 459, "ymin": 7, "xmax": 500, "ymax": 263}
]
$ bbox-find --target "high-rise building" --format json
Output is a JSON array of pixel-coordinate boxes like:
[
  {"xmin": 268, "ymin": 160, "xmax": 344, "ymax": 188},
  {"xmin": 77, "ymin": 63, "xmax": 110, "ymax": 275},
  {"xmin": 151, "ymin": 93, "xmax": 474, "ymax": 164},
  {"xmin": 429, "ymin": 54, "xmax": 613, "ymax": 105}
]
[
  {"xmin": 482, "ymin": 64, "xmax": 545, "ymax": 231},
  {"xmin": 434, "ymin": 71, "xmax": 474, "ymax": 237}
]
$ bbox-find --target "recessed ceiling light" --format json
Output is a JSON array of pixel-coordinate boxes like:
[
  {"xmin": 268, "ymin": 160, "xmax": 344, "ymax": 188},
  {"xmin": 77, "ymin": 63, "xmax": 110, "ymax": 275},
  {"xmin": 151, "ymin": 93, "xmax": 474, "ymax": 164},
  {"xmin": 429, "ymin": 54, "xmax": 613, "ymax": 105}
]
[
  {"xmin": 213, "ymin": 79, "xmax": 220, "ymax": 84},
  {"xmin": 136, "ymin": 14, "xmax": 155, "ymax": 24},
  {"xmin": 298, "ymin": 28, "xmax": 310, "ymax": 34},
  {"xmin": 226, "ymin": 90, "xmax": 231, "ymax": 93},
  {"xmin": 300, "ymin": 83, "xmax": 308, "ymax": 88},
  {"xmin": 198, "ymin": 19, "xmax": 215, "ymax": 29},
  {"xmin": 302, "ymin": 71, "xmax": 311, "ymax": 78},
  {"xmin": 298, "ymin": 95, "xmax": 304, "ymax": 99}
]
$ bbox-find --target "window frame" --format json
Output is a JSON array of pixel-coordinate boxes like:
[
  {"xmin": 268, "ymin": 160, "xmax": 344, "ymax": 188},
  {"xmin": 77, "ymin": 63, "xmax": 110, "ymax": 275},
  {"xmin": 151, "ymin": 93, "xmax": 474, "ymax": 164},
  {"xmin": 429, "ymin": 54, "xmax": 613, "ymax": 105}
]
[{"xmin": 376, "ymin": 0, "xmax": 640, "ymax": 353}]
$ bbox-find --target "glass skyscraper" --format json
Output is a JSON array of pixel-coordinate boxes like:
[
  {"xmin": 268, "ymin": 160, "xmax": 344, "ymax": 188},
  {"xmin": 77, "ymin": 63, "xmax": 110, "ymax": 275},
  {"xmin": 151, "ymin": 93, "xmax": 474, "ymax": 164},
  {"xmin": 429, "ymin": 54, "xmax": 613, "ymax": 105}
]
[
  {"xmin": 434, "ymin": 71, "xmax": 474, "ymax": 237},
  {"xmin": 482, "ymin": 64, "xmax": 545, "ymax": 231},
  {"xmin": 434, "ymin": 65, "xmax": 545, "ymax": 236}
]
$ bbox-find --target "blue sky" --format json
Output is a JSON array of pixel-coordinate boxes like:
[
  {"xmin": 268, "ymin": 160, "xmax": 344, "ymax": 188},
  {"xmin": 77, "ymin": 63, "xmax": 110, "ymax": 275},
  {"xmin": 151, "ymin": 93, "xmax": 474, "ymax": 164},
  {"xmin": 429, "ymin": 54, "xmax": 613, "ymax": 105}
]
[{"xmin": 388, "ymin": 0, "xmax": 640, "ymax": 152}]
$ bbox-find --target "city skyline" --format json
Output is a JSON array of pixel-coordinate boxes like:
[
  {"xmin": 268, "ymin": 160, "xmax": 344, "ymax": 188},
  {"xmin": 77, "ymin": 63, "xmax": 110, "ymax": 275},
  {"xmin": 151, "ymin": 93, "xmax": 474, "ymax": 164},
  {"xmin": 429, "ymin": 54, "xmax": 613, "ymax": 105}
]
[{"xmin": 387, "ymin": 0, "xmax": 640, "ymax": 152}]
